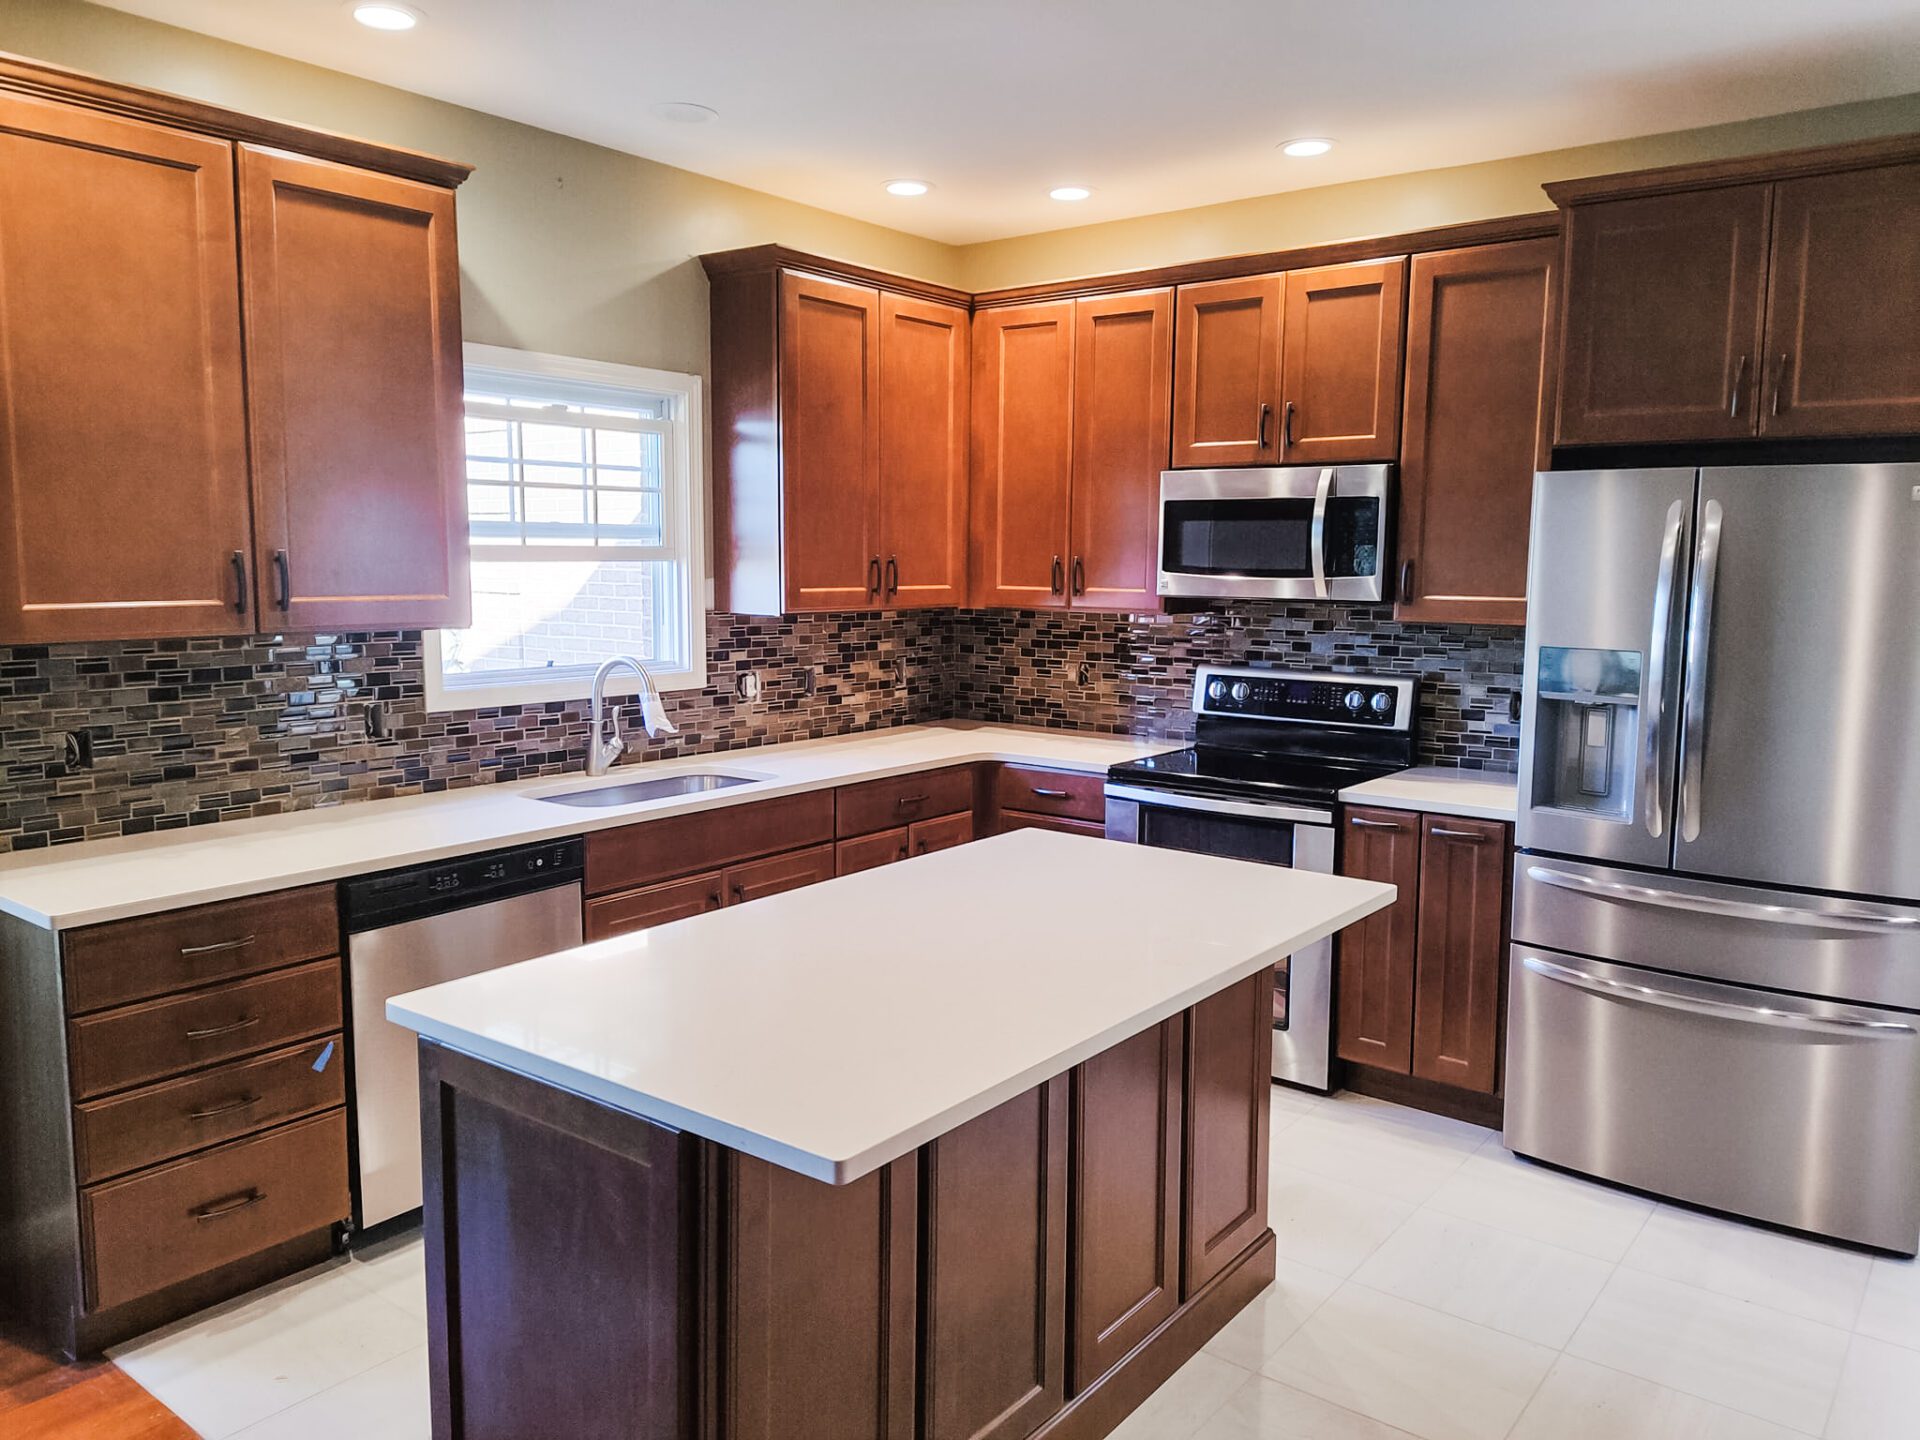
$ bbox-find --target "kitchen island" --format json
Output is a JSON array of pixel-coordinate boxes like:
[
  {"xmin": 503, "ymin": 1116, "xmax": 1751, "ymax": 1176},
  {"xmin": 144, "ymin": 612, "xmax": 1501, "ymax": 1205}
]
[{"xmin": 389, "ymin": 830, "xmax": 1395, "ymax": 1440}]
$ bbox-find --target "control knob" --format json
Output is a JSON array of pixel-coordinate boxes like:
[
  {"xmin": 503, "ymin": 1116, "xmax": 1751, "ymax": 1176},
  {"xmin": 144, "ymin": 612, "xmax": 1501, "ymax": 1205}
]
[
  {"xmin": 1343, "ymin": 688, "xmax": 1366, "ymax": 713},
  {"xmin": 1370, "ymin": 690, "xmax": 1394, "ymax": 716},
  {"xmin": 1206, "ymin": 678, "xmax": 1228, "ymax": 702},
  {"xmin": 1230, "ymin": 681, "xmax": 1251, "ymax": 703}
]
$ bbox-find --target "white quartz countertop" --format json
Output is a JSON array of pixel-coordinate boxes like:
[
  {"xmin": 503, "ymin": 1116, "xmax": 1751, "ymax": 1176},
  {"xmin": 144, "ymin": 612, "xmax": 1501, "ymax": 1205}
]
[
  {"xmin": 0, "ymin": 723, "xmax": 1176, "ymax": 930},
  {"xmin": 1338, "ymin": 765, "xmax": 1518, "ymax": 823},
  {"xmin": 388, "ymin": 829, "xmax": 1396, "ymax": 1184}
]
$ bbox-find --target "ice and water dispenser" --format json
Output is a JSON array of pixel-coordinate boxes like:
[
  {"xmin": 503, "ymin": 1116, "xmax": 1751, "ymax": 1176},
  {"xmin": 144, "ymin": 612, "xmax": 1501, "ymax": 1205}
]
[{"xmin": 1527, "ymin": 647, "xmax": 1643, "ymax": 822}]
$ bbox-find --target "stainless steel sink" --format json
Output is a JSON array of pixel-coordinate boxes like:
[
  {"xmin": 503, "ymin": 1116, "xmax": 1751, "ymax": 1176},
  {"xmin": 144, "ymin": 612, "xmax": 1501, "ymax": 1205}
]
[{"xmin": 534, "ymin": 773, "xmax": 760, "ymax": 808}]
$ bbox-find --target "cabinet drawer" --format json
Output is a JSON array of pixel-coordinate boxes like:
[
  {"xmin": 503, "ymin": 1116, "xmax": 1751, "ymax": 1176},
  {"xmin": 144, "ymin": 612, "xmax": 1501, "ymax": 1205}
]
[
  {"xmin": 909, "ymin": 811, "xmax": 974, "ymax": 857},
  {"xmin": 999, "ymin": 811, "xmax": 1104, "ymax": 839},
  {"xmin": 835, "ymin": 767, "xmax": 975, "ymax": 837},
  {"xmin": 62, "ymin": 885, "xmax": 339, "ymax": 1016},
  {"xmin": 586, "ymin": 871, "xmax": 725, "ymax": 942},
  {"xmin": 83, "ymin": 1109, "xmax": 348, "ymax": 1312},
  {"xmin": 586, "ymin": 791, "xmax": 835, "ymax": 896},
  {"xmin": 74, "ymin": 1033, "xmax": 345, "ymax": 1185},
  {"xmin": 993, "ymin": 765, "xmax": 1105, "ymax": 823},
  {"xmin": 837, "ymin": 828, "xmax": 910, "ymax": 876},
  {"xmin": 69, "ymin": 959, "xmax": 342, "ymax": 1099},
  {"xmin": 725, "ymin": 843, "xmax": 836, "ymax": 905}
]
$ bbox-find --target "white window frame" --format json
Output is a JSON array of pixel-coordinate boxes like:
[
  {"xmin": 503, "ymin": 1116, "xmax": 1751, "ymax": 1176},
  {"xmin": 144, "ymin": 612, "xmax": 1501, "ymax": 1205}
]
[{"xmin": 424, "ymin": 344, "xmax": 708, "ymax": 713}]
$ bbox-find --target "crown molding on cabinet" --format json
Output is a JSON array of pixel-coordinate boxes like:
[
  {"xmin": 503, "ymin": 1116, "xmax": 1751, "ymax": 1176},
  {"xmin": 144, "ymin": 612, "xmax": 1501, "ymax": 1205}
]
[
  {"xmin": 699, "ymin": 244, "xmax": 973, "ymax": 308},
  {"xmin": 1542, "ymin": 131, "xmax": 1920, "ymax": 207}
]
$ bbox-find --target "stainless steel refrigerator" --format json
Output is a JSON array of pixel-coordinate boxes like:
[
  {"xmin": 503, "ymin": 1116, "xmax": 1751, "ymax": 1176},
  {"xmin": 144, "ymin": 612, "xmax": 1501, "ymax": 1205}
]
[{"xmin": 1506, "ymin": 463, "xmax": 1920, "ymax": 1253}]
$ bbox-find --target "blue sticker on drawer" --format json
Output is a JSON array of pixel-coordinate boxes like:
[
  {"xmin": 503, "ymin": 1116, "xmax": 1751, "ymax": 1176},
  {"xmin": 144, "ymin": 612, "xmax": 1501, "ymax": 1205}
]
[{"xmin": 313, "ymin": 1039, "xmax": 336, "ymax": 1073}]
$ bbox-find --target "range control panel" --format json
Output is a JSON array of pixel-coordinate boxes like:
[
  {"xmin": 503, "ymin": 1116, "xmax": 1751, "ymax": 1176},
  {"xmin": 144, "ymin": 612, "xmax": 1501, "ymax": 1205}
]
[{"xmin": 1192, "ymin": 666, "xmax": 1415, "ymax": 731}]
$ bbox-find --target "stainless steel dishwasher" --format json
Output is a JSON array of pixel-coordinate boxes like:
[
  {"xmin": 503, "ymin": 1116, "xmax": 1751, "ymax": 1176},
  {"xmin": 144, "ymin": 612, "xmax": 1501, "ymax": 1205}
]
[{"xmin": 342, "ymin": 837, "xmax": 585, "ymax": 1233}]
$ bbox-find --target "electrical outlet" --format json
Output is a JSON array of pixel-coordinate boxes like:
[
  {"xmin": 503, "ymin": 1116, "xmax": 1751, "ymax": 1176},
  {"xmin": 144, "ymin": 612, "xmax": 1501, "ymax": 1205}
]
[
  {"xmin": 800, "ymin": 666, "xmax": 818, "ymax": 697},
  {"xmin": 736, "ymin": 670, "xmax": 764, "ymax": 701}
]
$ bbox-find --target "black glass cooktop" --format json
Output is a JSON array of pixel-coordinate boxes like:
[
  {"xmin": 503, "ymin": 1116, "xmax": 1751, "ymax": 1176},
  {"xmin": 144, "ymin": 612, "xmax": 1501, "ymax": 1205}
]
[{"xmin": 1108, "ymin": 744, "xmax": 1404, "ymax": 808}]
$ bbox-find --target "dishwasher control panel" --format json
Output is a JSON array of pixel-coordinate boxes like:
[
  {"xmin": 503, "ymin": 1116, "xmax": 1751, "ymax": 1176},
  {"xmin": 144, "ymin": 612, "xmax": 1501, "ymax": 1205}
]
[{"xmin": 342, "ymin": 837, "xmax": 585, "ymax": 932}]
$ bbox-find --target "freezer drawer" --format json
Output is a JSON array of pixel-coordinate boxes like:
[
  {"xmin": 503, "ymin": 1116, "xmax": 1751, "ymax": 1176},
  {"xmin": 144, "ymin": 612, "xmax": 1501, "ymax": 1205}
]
[
  {"xmin": 1513, "ymin": 857, "xmax": 1920, "ymax": 1010},
  {"xmin": 1506, "ymin": 946, "xmax": 1920, "ymax": 1254}
]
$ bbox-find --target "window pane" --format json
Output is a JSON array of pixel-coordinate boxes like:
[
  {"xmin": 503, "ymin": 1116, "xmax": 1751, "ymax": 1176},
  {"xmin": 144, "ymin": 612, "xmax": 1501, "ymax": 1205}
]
[{"xmin": 441, "ymin": 558, "xmax": 678, "ymax": 678}]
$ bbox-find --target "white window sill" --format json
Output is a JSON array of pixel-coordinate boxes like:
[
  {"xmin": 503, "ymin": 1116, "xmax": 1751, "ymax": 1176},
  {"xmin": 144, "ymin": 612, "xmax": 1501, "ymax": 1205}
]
[{"xmin": 423, "ymin": 662, "xmax": 709, "ymax": 714}]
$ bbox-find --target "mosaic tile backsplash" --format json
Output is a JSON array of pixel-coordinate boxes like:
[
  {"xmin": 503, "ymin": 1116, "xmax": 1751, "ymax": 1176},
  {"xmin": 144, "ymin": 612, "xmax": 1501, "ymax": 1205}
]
[{"xmin": 0, "ymin": 604, "xmax": 1520, "ymax": 852}]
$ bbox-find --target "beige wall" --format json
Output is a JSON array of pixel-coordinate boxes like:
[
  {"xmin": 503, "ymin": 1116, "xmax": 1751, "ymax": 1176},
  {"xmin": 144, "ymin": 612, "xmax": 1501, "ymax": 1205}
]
[
  {"xmin": 956, "ymin": 92, "xmax": 1920, "ymax": 292},
  {"xmin": 0, "ymin": 0, "xmax": 964, "ymax": 380}
]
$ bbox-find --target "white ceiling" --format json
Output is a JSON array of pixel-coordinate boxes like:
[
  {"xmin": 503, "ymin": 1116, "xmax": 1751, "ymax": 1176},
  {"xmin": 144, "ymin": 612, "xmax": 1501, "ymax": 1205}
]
[{"xmin": 95, "ymin": 0, "xmax": 1920, "ymax": 245}]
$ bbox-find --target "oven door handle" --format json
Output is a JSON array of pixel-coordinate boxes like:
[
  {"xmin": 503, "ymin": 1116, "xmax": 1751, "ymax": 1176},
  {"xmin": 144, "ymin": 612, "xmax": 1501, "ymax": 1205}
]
[
  {"xmin": 1523, "ymin": 864, "xmax": 1920, "ymax": 934},
  {"xmin": 1104, "ymin": 782, "xmax": 1333, "ymax": 828},
  {"xmin": 1308, "ymin": 466, "xmax": 1334, "ymax": 600},
  {"xmin": 1520, "ymin": 955, "xmax": 1915, "ymax": 1037}
]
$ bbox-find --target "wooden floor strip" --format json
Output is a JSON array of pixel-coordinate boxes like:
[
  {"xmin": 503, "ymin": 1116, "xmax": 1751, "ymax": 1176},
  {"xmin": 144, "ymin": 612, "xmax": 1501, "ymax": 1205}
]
[{"xmin": 0, "ymin": 1337, "xmax": 198, "ymax": 1439}]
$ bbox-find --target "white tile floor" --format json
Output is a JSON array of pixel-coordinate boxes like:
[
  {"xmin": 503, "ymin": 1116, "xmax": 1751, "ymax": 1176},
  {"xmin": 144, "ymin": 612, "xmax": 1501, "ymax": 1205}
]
[{"xmin": 107, "ymin": 1090, "xmax": 1920, "ymax": 1440}]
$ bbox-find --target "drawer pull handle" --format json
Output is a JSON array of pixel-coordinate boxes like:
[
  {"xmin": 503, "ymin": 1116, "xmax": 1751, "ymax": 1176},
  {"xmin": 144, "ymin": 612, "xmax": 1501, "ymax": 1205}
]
[
  {"xmin": 187, "ymin": 1093, "xmax": 261, "ymax": 1121},
  {"xmin": 192, "ymin": 1189, "xmax": 266, "ymax": 1222},
  {"xmin": 1429, "ymin": 826, "xmax": 1486, "ymax": 842},
  {"xmin": 179, "ymin": 935, "xmax": 258, "ymax": 957},
  {"xmin": 896, "ymin": 794, "xmax": 930, "ymax": 806},
  {"xmin": 1030, "ymin": 787, "xmax": 1070, "ymax": 799},
  {"xmin": 185, "ymin": 1014, "xmax": 261, "ymax": 1041},
  {"xmin": 730, "ymin": 884, "xmax": 746, "ymax": 904},
  {"xmin": 1349, "ymin": 817, "xmax": 1401, "ymax": 830}
]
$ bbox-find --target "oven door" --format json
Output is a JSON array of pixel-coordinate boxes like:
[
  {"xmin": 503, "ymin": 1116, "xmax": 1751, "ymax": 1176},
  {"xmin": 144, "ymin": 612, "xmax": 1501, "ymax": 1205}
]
[
  {"xmin": 1105, "ymin": 783, "xmax": 1337, "ymax": 1090},
  {"xmin": 1157, "ymin": 465, "xmax": 1390, "ymax": 602}
]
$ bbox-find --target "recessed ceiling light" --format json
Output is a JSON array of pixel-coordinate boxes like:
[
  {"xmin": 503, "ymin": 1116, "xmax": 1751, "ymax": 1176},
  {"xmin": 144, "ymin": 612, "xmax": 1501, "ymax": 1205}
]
[
  {"xmin": 1049, "ymin": 186, "xmax": 1092, "ymax": 202},
  {"xmin": 885, "ymin": 180, "xmax": 931, "ymax": 197},
  {"xmin": 653, "ymin": 101, "xmax": 720, "ymax": 125},
  {"xmin": 352, "ymin": 3, "xmax": 421, "ymax": 30},
  {"xmin": 1281, "ymin": 137, "xmax": 1334, "ymax": 158}
]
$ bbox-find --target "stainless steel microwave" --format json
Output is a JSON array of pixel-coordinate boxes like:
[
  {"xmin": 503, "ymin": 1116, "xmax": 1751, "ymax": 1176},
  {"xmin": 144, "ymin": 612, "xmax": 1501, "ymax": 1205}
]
[{"xmin": 1156, "ymin": 465, "xmax": 1392, "ymax": 602}]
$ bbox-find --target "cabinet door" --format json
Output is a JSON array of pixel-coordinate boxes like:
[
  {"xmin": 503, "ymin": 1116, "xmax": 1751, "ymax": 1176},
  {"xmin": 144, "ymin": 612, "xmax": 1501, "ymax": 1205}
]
[
  {"xmin": 879, "ymin": 294, "xmax": 969, "ymax": 606},
  {"xmin": 923, "ymin": 1081, "xmax": 1068, "ymax": 1440},
  {"xmin": 781, "ymin": 272, "xmax": 882, "ymax": 610},
  {"xmin": 724, "ymin": 843, "xmax": 836, "ymax": 906},
  {"xmin": 836, "ymin": 827, "xmax": 910, "ymax": 876},
  {"xmin": 1555, "ymin": 186, "xmax": 1771, "ymax": 445},
  {"xmin": 908, "ymin": 811, "xmax": 975, "ymax": 857},
  {"xmin": 1171, "ymin": 274, "xmax": 1282, "ymax": 467},
  {"xmin": 1762, "ymin": 163, "xmax": 1920, "ymax": 437},
  {"xmin": 1335, "ymin": 807, "xmax": 1420, "ymax": 1073},
  {"xmin": 1411, "ymin": 816, "xmax": 1510, "ymax": 1094},
  {"xmin": 237, "ymin": 146, "xmax": 469, "ymax": 631},
  {"xmin": 1070, "ymin": 1018, "xmax": 1182, "ymax": 1393},
  {"xmin": 1396, "ymin": 240, "xmax": 1556, "ymax": 626},
  {"xmin": 0, "ymin": 95, "xmax": 253, "ymax": 643},
  {"xmin": 727, "ymin": 1153, "xmax": 917, "ymax": 1440},
  {"xmin": 585, "ymin": 871, "xmax": 725, "ymax": 941},
  {"xmin": 969, "ymin": 302, "xmax": 1073, "ymax": 608},
  {"xmin": 1278, "ymin": 258, "xmax": 1407, "ymax": 463},
  {"xmin": 1182, "ymin": 971, "xmax": 1270, "ymax": 1296},
  {"xmin": 1070, "ymin": 290, "xmax": 1171, "ymax": 611}
]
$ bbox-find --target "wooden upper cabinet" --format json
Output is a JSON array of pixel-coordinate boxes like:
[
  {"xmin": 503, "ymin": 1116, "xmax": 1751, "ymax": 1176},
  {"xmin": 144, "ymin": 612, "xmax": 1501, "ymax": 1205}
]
[
  {"xmin": 0, "ymin": 95, "xmax": 253, "ymax": 643},
  {"xmin": 1335, "ymin": 806, "xmax": 1420, "ymax": 1074},
  {"xmin": 970, "ymin": 302, "xmax": 1074, "ymax": 608},
  {"xmin": 780, "ymin": 272, "xmax": 883, "ymax": 610},
  {"xmin": 1411, "ymin": 816, "xmax": 1510, "ymax": 1094},
  {"xmin": 1171, "ymin": 274, "xmax": 1283, "ymax": 467},
  {"xmin": 238, "ymin": 146, "xmax": 469, "ymax": 631},
  {"xmin": 1396, "ymin": 239, "xmax": 1556, "ymax": 626},
  {"xmin": 1554, "ymin": 185, "xmax": 1772, "ymax": 446},
  {"xmin": 1278, "ymin": 258, "xmax": 1407, "ymax": 463},
  {"xmin": 1762, "ymin": 162, "xmax": 1920, "ymax": 437},
  {"xmin": 879, "ymin": 294, "xmax": 969, "ymax": 606},
  {"xmin": 1069, "ymin": 290, "xmax": 1171, "ymax": 612}
]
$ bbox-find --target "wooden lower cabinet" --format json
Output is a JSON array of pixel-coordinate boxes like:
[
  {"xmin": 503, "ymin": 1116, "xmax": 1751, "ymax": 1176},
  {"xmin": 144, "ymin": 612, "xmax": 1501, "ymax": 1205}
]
[
  {"xmin": 1070, "ymin": 1019, "xmax": 1182, "ymax": 1394},
  {"xmin": 726, "ymin": 843, "xmax": 836, "ymax": 905},
  {"xmin": 911, "ymin": 811, "xmax": 975, "ymax": 857},
  {"xmin": 998, "ymin": 811, "xmax": 1104, "ymax": 839},
  {"xmin": 838, "ymin": 827, "xmax": 912, "ymax": 876},
  {"xmin": 586, "ymin": 870, "xmax": 725, "ymax": 941},
  {"xmin": 1181, "ymin": 972, "xmax": 1271, "ymax": 1297},
  {"xmin": 724, "ymin": 1153, "xmax": 917, "ymax": 1440},
  {"xmin": 1410, "ymin": 816, "xmax": 1510, "ymax": 1093},
  {"xmin": 923, "ymin": 1081, "xmax": 1070, "ymax": 1440},
  {"xmin": 1334, "ymin": 807, "xmax": 1421, "ymax": 1073}
]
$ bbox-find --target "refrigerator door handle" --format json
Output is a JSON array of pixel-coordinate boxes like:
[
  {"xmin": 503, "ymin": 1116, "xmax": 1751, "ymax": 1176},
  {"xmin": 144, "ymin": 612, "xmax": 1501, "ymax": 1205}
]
[
  {"xmin": 1642, "ymin": 500, "xmax": 1687, "ymax": 838},
  {"xmin": 1520, "ymin": 955, "xmax": 1916, "ymax": 1037},
  {"xmin": 1308, "ymin": 466, "xmax": 1333, "ymax": 599},
  {"xmin": 1678, "ymin": 498, "xmax": 1724, "ymax": 842},
  {"xmin": 1523, "ymin": 864, "xmax": 1920, "ymax": 933}
]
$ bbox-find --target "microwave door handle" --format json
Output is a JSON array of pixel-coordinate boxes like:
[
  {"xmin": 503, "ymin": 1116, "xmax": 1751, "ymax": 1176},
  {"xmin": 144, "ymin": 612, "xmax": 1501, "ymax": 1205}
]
[
  {"xmin": 1678, "ymin": 498, "xmax": 1724, "ymax": 843},
  {"xmin": 1642, "ymin": 500, "xmax": 1687, "ymax": 838},
  {"xmin": 1308, "ymin": 467, "xmax": 1334, "ymax": 599}
]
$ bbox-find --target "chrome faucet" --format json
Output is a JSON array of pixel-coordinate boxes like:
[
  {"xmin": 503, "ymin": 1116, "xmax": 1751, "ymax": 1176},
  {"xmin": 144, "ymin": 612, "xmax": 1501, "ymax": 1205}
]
[{"xmin": 586, "ymin": 655, "xmax": 678, "ymax": 776}]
